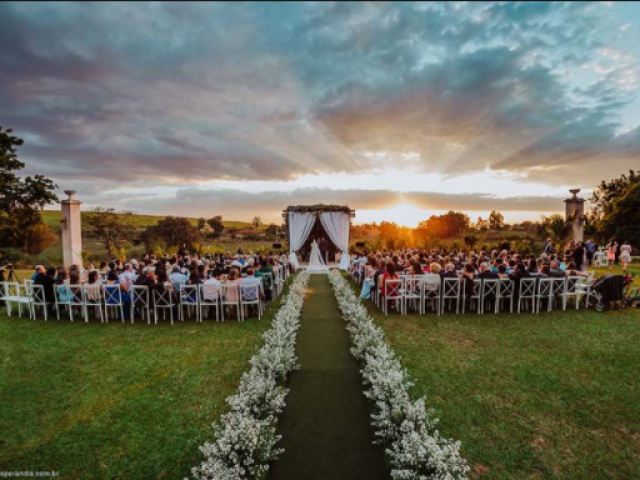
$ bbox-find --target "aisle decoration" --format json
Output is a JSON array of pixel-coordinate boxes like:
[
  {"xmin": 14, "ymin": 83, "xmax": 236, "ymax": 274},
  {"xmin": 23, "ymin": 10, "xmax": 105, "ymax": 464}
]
[
  {"xmin": 190, "ymin": 272, "xmax": 310, "ymax": 480},
  {"xmin": 328, "ymin": 271, "xmax": 469, "ymax": 480}
]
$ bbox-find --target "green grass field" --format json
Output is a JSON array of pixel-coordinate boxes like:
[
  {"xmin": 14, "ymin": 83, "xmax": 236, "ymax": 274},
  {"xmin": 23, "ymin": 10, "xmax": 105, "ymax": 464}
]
[
  {"xmin": 0, "ymin": 280, "xmax": 293, "ymax": 480},
  {"xmin": 362, "ymin": 265, "xmax": 640, "ymax": 480}
]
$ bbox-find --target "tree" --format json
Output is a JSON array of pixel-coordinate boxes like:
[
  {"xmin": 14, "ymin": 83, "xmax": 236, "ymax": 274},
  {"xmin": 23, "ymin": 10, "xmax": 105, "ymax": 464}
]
[
  {"xmin": 265, "ymin": 223, "xmax": 279, "ymax": 239},
  {"xmin": 418, "ymin": 211, "xmax": 469, "ymax": 238},
  {"xmin": 252, "ymin": 216, "xmax": 262, "ymax": 228},
  {"xmin": 23, "ymin": 224, "xmax": 58, "ymax": 255},
  {"xmin": 197, "ymin": 217, "xmax": 206, "ymax": 230},
  {"xmin": 542, "ymin": 214, "xmax": 572, "ymax": 245},
  {"xmin": 140, "ymin": 216, "xmax": 200, "ymax": 250},
  {"xmin": 590, "ymin": 170, "xmax": 639, "ymax": 221},
  {"xmin": 0, "ymin": 126, "xmax": 58, "ymax": 252},
  {"xmin": 85, "ymin": 207, "xmax": 133, "ymax": 255},
  {"xmin": 600, "ymin": 181, "xmax": 640, "ymax": 246},
  {"xmin": 489, "ymin": 210, "xmax": 505, "ymax": 230},
  {"xmin": 591, "ymin": 170, "xmax": 640, "ymax": 243},
  {"xmin": 207, "ymin": 215, "xmax": 225, "ymax": 235}
]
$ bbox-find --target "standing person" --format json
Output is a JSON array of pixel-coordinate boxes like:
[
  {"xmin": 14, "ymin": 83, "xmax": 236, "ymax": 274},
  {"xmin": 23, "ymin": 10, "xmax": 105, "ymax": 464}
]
[
  {"xmin": 319, "ymin": 237, "xmax": 328, "ymax": 264},
  {"xmin": 574, "ymin": 241, "xmax": 585, "ymax": 272},
  {"xmin": 620, "ymin": 241, "xmax": 632, "ymax": 270},
  {"xmin": 607, "ymin": 241, "xmax": 617, "ymax": 270},
  {"xmin": 585, "ymin": 239, "xmax": 596, "ymax": 267}
]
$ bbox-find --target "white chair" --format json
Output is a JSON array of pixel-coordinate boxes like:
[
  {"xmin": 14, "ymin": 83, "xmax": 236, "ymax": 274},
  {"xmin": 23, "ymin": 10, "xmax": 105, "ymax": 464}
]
[
  {"xmin": 563, "ymin": 276, "xmax": 581, "ymax": 310},
  {"xmin": 55, "ymin": 284, "xmax": 84, "ymax": 322},
  {"xmin": 565, "ymin": 276, "xmax": 591, "ymax": 310},
  {"xmin": 480, "ymin": 279, "xmax": 500, "ymax": 314},
  {"xmin": 422, "ymin": 278, "xmax": 442, "ymax": 315},
  {"xmin": 516, "ymin": 278, "xmax": 537, "ymax": 313},
  {"xmin": 498, "ymin": 279, "xmax": 514, "ymax": 313},
  {"xmin": 240, "ymin": 283, "xmax": 262, "ymax": 320},
  {"xmin": 153, "ymin": 286, "xmax": 175, "ymax": 325},
  {"xmin": 440, "ymin": 278, "xmax": 459, "ymax": 315},
  {"xmin": 29, "ymin": 284, "xmax": 48, "ymax": 321},
  {"xmin": 382, "ymin": 279, "xmax": 403, "ymax": 315},
  {"xmin": 104, "ymin": 285, "xmax": 125, "ymax": 323},
  {"xmin": 275, "ymin": 266, "xmax": 286, "ymax": 297},
  {"xmin": 535, "ymin": 277, "xmax": 554, "ymax": 314},
  {"xmin": 130, "ymin": 285, "xmax": 151, "ymax": 324},
  {"xmin": 82, "ymin": 284, "xmax": 104, "ymax": 323},
  {"xmin": 199, "ymin": 284, "xmax": 220, "ymax": 321},
  {"xmin": 462, "ymin": 279, "xmax": 481, "ymax": 314},
  {"xmin": 262, "ymin": 272, "xmax": 276, "ymax": 301},
  {"xmin": 179, "ymin": 285, "xmax": 200, "ymax": 322},
  {"xmin": 4, "ymin": 282, "xmax": 30, "ymax": 317},
  {"xmin": 221, "ymin": 284, "xmax": 241, "ymax": 321},
  {"xmin": 402, "ymin": 277, "xmax": 423, "ymax": 314},
  {"xmin": 548, "ymin": 277, "xmax": 566, "ymax": 311}
]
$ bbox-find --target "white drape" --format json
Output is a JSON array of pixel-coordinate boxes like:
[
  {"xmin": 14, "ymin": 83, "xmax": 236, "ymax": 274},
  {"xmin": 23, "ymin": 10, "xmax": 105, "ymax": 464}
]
[
  {"xmin": 288, "ymin": 212, "xmax": 316, "ymax": 269},
  {"xmin": 320, "ymin": 212, "xmax": 351, "ymax": 270}
]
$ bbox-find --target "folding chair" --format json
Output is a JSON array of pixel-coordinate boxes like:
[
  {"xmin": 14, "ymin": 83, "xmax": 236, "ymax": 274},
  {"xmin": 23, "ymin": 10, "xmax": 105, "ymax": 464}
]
[
  {"xmin": 403, "ymin": 277, "xmax": 423, "ymax": 314},
  {"xmin": 423, "ymin": 279, "xmax": 442, "ymax": 315},
  {"xmin": 130, "ymin": 285, "xmax": 151, "ymax": 324},
  {"xmin": 548, "ymin": 277, "xmax": 566, "ymax": 311},
  {"xmin": 221, "ymin": 284, "xmax": 241, "ymax": 321},
  {"xmin": 498, "ymin": 279, "xmax": 514, "ymax": 313},
  {"xmin": 480, "ymin": 279, "xmax": 500, "ymax": 314},
  {"xmin": 382, "ymin": 279, "xmax": 403, "ymax": 315},
  {"xmin": 563, "ymin": 276, "xmax": 582, "ymax": 310},
  {"xmin": 262, "ymin": 272, "xmax": 276, "ymax": 301},
  {"xmin": 29, "ymin": 284, "xmax": 48, "ymax": 321},
  {"xmin": 82, "ymin": 284, "xmax": 104, "ymax": 323},
  {"xmin": 440, "ymin": 278, "xmax": 459, "ymax": 315},
  {"xmin": 517, "ymin": 278, "xmax": 537, "ymax": 313},
  {"xmin": 104, "ymin": 285, "xmax": 125, "ymax": 323},
  {"xmin": 535, "ymin": 277, "xmax": 554, "ymax": 314},
  {"xmin": 199, "ymin": 284, "xmax": 220, "ymax": 321},
  {"xmin": 240, "ymin": 284, "xmax": 262, "ymax": 320},
  {"xmin": 153, "ymin": 287, "xmax": 175, "ymax": 325},
  {"xmin": 4, "ymin": 282, "xmax": 30, "ymax": 317},
  {"xmin": 462, "ymin": 279, "xmax": 482, "ymax": 314},
  {"xmin": 179, "ymin": 285, "xmax": 200, "ymax": 322}
]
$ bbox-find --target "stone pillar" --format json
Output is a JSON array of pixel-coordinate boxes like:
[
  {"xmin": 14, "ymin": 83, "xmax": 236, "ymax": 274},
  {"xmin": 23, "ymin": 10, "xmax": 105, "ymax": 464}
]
[
  {"xmin": 60, "ymin": 190, "xmax": 83, "ymax": 268},
  {"xmin": 564, "ymin": 189, "xmax": 585, "ymax": 242}
]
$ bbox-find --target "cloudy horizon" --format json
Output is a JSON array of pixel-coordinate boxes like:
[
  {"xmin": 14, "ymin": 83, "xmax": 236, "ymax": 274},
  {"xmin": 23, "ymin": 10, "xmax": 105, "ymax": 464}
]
[{"xmin": 3, "ymin": 2, "xmax": 640, "ymax": 226}]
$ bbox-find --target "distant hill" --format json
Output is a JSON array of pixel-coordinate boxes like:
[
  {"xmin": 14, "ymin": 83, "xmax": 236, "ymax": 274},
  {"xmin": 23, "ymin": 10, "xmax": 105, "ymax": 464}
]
[{"xmin": 40, "ymin": 210, "xmax": 269, "ymax": 232}]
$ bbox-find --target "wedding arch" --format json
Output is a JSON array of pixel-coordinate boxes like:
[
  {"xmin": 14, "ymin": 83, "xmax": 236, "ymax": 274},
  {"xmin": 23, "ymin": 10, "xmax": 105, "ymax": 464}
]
[{"xmin": 283, "ymin": 205, "xmax": 355, "ymax": 271}]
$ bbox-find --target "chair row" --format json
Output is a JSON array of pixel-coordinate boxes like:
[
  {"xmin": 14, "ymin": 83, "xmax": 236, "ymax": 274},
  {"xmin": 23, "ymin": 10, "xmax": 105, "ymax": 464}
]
[
  {"xmin": 1, "ymin": 282, "xmax": 271, "ymax": 325},
  {"xmin": 374, "ymin": 276, "xmax": 593, "ymax": 315}
]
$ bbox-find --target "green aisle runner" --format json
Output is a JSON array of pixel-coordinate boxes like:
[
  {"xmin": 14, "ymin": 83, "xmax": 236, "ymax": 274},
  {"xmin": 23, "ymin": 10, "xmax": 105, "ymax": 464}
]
[{"xmin": 269, "ymin": 275, "xmax": 389, "ymax": 480}]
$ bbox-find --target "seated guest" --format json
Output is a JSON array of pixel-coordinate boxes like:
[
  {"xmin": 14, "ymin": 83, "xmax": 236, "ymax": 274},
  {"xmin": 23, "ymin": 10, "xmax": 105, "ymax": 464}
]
[
  {"xmin": 548, "ymin": 260, "xmax": 566, "ymax": 278},
  {"xmin": 169, "ymin": 265, "xmax": 188, "ymax": 290},
  {"xmin": 424, "ymin": 263, "xmax": 442, "ymax": 286},
  {"xmin": 240, "ymin": 268, "xmax": 264, "ymax": 303},
  {"xmin": 441, "ymin": 263, "xmax": 458, "ymax": 278},
  {"xmin": 477, "ymin": 262, "xmax": 499, "ymax": 279},
  {"xmin": 34, "ymin": 267, "xmax": 56, "ymax": 314},
  {"xmin": 380, "ymin": 262, "xmax": 400, "ymax": 297}
]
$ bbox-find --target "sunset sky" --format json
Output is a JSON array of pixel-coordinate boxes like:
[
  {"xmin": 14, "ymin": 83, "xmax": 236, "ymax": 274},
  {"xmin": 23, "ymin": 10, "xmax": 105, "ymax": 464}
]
[{"xmin": 2, "ymin": 2, "xmax": 640, "ymax": 227}]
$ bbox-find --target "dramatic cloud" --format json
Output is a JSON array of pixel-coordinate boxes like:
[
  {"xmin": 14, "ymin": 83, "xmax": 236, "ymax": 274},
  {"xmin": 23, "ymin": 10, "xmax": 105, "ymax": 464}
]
[{"xmin": 1, "ymin": 1, "xmax": 639, "ymax": 222}]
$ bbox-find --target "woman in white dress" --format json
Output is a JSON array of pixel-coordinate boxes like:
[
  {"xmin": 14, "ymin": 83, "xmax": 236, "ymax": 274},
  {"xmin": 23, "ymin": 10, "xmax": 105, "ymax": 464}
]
[
  {"xmin": 307, "ymin": 239, "xmax": 328, "ymax": 273},
  {"xmin": 620, "ymin": 241, "xmax": 632, "ymax": 270}
]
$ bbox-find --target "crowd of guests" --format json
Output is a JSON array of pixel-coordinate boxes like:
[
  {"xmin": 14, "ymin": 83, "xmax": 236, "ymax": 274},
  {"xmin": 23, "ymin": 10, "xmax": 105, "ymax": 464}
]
[
  {"xmin": 10, "ymin": 251, "xmax": 289, "ymax": 320},
  {"xmin": 350, "ymin": 240, "xmax": 622, "ymax": 303}
]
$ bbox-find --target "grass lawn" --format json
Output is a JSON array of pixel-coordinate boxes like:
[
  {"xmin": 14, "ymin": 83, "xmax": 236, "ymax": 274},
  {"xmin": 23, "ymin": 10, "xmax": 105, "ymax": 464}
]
[
  {"xmin": 0, "ymin": 282, "xmax": 293, "ymax": 479},
  {"xmin": 361, "ymin": 265, "xmax": 640, "ymax": 480}
]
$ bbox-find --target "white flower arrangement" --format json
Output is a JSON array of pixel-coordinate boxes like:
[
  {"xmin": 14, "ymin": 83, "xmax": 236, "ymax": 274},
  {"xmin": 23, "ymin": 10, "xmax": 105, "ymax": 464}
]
[
  {"xmin": 190, "ymin": 271, "xmax": 310, "ymax": 480},
  {"xmin": 328, "ymin": 271, "xmax": 470, "ymax": 480}
]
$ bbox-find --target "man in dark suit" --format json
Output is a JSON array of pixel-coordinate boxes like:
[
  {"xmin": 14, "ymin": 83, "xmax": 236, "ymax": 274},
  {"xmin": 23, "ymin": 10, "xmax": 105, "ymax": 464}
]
[
  {"xmin": 318, "ymin": 237, "xmax": 328, "ymax": 263},
  {"xmin": 440, "ymin": 263, "xmax": 458, "ymax": 278},
  {"xmin": 477, "ymin": 262, "xmax": 499, "ymax": 279},
  {"xmin": 34, "ymin": 268, "xmax": 56, "ymax": 314}
]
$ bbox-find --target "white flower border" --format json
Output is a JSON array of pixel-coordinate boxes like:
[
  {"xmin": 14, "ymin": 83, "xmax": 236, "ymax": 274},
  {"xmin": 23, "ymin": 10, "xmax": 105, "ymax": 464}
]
[
  {"xmin": 190, "ymin": 271, "xmax": 310, "ymax": 480},
  {"xmin": 328, "ymin": 271, "xmax": 470, "ymax": 480}
]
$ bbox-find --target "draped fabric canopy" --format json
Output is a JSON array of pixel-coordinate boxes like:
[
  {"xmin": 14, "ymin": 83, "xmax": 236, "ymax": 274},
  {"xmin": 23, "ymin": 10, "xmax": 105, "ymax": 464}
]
[
  {"xmin": 287, "ymin": 208, "xmax": 352, "ymax": 271},
  {"xmin": 288, "ymin": 211, "xmax": 315, "ymax": 269},
  {"xmin": 320, "ymin": 211, "xmax": 351, "ymax": 270}
]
